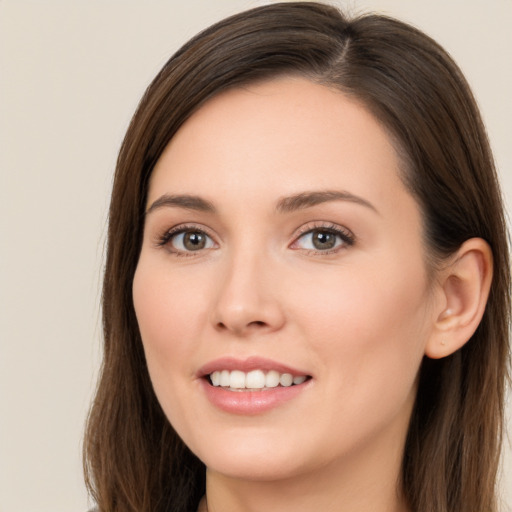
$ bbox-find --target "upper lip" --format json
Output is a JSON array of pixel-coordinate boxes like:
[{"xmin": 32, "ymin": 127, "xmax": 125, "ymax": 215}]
[{"xmin": 197, "ymin": 356, "xmax": 310, "ymax": 378}]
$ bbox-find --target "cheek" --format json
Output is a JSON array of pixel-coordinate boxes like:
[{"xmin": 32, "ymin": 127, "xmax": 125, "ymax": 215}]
[
  {"xmin": 294, "ymin": 257, "xmax": 428, "ymax": 336},
  {"xmin": 289, "ymin": 255, "xmax": 431, "ymax": 393},
  {"xmin": 132, "ymin": 259, "xmax": 212, "ymax": 437},
  {"xmin": 133, "ymin": 256, "xmax": 206, "ymax": 346},
  {"xmin": 132, "ymin": 260, "xmax": 205, "ymax": 377}
]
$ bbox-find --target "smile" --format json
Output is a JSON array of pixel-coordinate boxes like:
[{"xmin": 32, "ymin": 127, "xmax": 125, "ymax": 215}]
[
  {"xmin": 199, "ymin": 357, "xmax": 312, "ymax": 414},
  {"xmin": 209, "ymin": 369, "xmax": 308, "ymax": 391}
]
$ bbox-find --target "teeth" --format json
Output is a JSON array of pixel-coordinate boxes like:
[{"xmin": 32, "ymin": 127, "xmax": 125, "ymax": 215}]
[
  {"xmin": 246, "ymin": 369, "xmax": 266, "ymax": 388},
  {"xmin": 230, "ymin": 370, "xmax": 246, "ymax": 389},
  {"xmin": 265, "ymin": 370, "xmax": 280, "ymax": 388},
  {"xmin": 293, "ymin": 375, "xmax": 306, "ymax": 385},
  {"xmin": 280, "ymin": 373, "xmax": 293, "ymax": 386},
  {"xmin": 220, "ymin": 370, "xmax": 230, "ymax": 387},
  {"xmin": 209, "ymin": 369, "xmax": 308, "ymax": 390},
  {"xmin": 211, "ymin": 371, "xmax": 221, "ymax": 386}
]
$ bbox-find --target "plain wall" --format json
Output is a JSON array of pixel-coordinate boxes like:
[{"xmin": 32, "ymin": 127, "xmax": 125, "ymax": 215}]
[{"xmin": 0, "ymin": 1, "xmax": 510, "ymax": 511}]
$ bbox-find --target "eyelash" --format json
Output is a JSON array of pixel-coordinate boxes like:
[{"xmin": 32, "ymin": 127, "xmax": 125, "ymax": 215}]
[
  {"xmin": 290, "ymin": 222, "xmax": 355, "ymax": 255},
  {"xmin": 156, "ymin": 224, "xmax": 217, "ymax": 257},
  {"xmin": 156, "ymin": 222, "xmax": 355, "ymax": 257}
]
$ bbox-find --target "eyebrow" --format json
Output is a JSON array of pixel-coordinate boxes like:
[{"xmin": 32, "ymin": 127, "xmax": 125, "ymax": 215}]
[
  {"xmin": 146, "ymin": 189, "xmax": 378, "ymax": 216},
  {"xmin": 146, "ymin": 194, "xmax": 216, "ymax": 215},
  {"xmin": 276, "ymin": 190, "xmax": 378, "ymax": 214}
]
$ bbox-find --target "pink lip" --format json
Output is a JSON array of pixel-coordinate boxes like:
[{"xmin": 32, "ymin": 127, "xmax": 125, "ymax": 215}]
[
  {"xmin": 197, "ymin": 356, "xmax": 309, "ymax": 377},
  {"xmin": 197, "ymin": 356, "xmax": 312, "ymax": 415}
]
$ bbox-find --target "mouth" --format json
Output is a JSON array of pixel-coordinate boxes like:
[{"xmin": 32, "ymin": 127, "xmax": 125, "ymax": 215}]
[
  {"xmin": 198, "ymin": 356, "xmax": 312, "ymax": 393},
  {"xmin": 207, "ymin": 369, "xmax": 310, "ymax": 392},
  {"xmin": 198, "ymin": 357, "xmax": 312, "ymax": 414}
]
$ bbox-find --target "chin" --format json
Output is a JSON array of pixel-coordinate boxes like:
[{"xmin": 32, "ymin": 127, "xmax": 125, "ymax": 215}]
[
  {"xmin": 186, "ymin": 427, "xmax": 312, "ymax": 481},
  {"xmin": 204, "ymin": 453, "xmax": 307, "ymax": 482}
]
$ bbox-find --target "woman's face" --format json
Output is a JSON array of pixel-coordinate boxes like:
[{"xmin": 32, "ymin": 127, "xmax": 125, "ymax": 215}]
[{"xmin": 133, "ymin": 78, "xmax": 439, "ymax": 481}]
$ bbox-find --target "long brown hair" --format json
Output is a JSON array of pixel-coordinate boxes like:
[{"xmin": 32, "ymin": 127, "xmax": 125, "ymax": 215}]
[{"xmin": 83, "ymin": 3, "xmax": 510, "ymax": 511}]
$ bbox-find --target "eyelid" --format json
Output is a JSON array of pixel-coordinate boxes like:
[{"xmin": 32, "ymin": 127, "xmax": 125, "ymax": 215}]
[
  {"xmin": 153, "ymin": 220, "xmax": 354, "ymax": 256},
  {"xmin": 290, "ymin": 221, "xmax": 355, "ymax": 253},
  {"xmin": 155, "ymin": 223, "xmax": 219, "ymax": 255}
]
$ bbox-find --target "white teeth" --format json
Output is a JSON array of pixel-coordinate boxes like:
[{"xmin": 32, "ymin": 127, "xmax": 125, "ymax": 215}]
[
  {"xmin": 280, "ymin": 373, "xmax": 293, "ymax": 387},
  {"xmin": 220, "ymin": 370, "xmax": 230, "ymax": 387},
  {"xmin": 293, "ymin": 375, "xmax": 307, "ymax": 385},
  {"xmin": 246, "ymin": 369, "xmax": 266, "ymax": 388},
  {"xmin": 265, "ymin": 370, "xmax": 280, "ymax": 388},
  {"xmin": 211, "ymin": 371, "xmax": 221, "ymax": 386},
  {"xmin": 229, "ymin": 370, "xmax": 246, "ymax": 389},
  {"xmin": 209, "ymin": 369, "xmax": 308, "ymax": 390}
]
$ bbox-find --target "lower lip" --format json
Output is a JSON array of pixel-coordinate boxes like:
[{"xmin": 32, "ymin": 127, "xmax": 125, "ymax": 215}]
[{"xmin": 200, "ymin": 378, "xmax": 310, "ymax": 415}]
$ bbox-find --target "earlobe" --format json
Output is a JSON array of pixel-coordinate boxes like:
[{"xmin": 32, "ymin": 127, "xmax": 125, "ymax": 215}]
[{"xmin": 425, "ymin": 238, "xmax": 493, "ymax": 359}]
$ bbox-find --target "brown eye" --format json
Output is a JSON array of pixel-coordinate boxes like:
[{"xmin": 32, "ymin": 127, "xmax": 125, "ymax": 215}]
[
  {"xmin": 311, "ymin": 230, "xmax": 337, "ymax": 250},
  {"xmin": 293, "ymin": 226, "xmax": 354, "ymax": 253},
  {"xmin": 183, "ymin": 231, "xmax": 207, "ymax": 250},
  {"xmin": 168, "ymin": 229, "xmax": 215, "ymax": 253}
]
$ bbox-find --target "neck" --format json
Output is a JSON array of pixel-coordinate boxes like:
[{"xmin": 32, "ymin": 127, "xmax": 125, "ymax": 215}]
[{"xmin": 202, "ymin": 434, "xmax": 410, "ymax": 512}]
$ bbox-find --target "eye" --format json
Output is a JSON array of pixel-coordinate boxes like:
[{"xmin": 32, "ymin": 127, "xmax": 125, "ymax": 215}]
[
  {"xmin": 292, "ymin": 225, "xmax": 354, "ymax": 253},
  {"xmin": 158, "ymin": 226, "xmax": 216, "ymax": 254},
  {"xmin": 173, "ymin": 230, "xmax": 213, "ymax": 251}
]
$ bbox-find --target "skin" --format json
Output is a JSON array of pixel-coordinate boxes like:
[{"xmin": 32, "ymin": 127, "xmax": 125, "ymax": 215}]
[{"xmin": 133, "ymin": 77, "xmax": 448, "ymax": 512}]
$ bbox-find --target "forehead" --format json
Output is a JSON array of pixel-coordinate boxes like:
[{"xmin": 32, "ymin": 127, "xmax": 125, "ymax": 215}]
[{"xmin": 149, "ymin": 77, "xmax": 411, "ymax": 218}]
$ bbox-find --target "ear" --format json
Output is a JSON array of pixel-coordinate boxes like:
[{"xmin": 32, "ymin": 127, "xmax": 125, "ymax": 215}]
[{"xmin": 425, "ymin": 238, "xmax": 493, "ymax": 359}]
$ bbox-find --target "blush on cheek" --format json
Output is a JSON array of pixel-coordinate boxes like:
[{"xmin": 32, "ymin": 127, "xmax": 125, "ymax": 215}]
[{"xmin": 133, "ymin": 266, "xmax": 209, "ymax": 377}]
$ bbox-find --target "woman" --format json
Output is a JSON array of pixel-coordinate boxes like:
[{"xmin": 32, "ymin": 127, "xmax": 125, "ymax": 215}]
[{"xmin": 83, "ymin": 3, "xmax": 510, "ymax": 511}]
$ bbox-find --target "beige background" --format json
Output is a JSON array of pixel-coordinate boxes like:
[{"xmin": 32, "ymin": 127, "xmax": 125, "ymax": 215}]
[{"xmin": 0, "ymin": 1, "xmax": 510, "ymax": 511}]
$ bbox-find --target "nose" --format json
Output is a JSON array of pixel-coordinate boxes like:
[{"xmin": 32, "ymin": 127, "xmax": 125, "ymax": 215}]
[{"xmin": 211, "ymin": 250, "xmax": 286, "ymax": 337}]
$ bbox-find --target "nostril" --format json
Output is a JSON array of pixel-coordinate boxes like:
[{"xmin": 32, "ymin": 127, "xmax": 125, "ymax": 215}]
[
  {"xmin": 214, "ymin": 319, "xmax": 269, "ymax": 334},
  {"xmin": 249, "ymin": 321, "xmax": 266, "ymax": 327}
]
